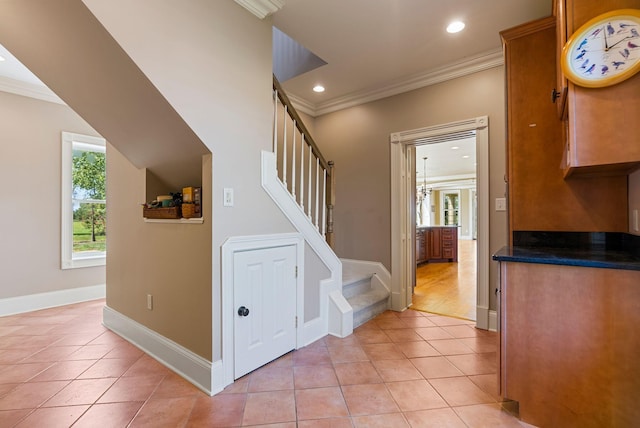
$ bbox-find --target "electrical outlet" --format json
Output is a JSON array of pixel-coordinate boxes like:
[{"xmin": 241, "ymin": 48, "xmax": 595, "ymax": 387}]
[
  {"xmin": 223, "ymin": 188, "xmax": 234, "ymax": 207},
  {"xmin": 147, "ymin": 294, "xmax": 153, "ymax": 310}
]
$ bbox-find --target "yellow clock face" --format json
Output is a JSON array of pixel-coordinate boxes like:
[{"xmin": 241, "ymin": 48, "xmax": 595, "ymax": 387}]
[{"xmin": 561, "ymin": 9, "xmax": 640, "ymax": 88}]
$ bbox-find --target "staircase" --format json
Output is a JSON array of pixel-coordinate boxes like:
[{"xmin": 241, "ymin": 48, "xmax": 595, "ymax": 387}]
[
  {"xmin": 341, "ymin": 260, "xmax": 391, "ymax": 328},
  {"xmin": 266, "ymin": 75, "xmax": 391, "ymax": 335}
]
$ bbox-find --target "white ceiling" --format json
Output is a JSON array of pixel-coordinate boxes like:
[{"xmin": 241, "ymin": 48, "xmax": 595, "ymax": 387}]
[
  {"xmin": 416, "ymin": 137, "xmax": 476, "ymax": 184},
  {"xmin": 273, "ymin": 0, "xmax": 552, "ymax": 115},
  {"xmin": 0, "ymin": 44, "xmax": 42, "ymax": 85}
]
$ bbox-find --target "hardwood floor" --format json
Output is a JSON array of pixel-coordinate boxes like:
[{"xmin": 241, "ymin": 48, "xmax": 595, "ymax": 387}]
[{"xmin": 412, "ymin": 239, "xmax": 477, "ymax": 321}]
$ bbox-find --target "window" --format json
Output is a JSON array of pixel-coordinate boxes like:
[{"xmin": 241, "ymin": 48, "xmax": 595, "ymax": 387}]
[
  {"xmin": 61, "ymin": 132, "xmax": 107, "ymax": 269},
  {"xmin": 441, "ymin": 191, "xmax": 460, "ymax": 226}
]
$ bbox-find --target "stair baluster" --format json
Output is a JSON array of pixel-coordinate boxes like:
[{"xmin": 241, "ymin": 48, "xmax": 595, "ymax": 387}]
[{"xmin": 272, "ymin": 75, "xmax": 335, "ymax": 247}]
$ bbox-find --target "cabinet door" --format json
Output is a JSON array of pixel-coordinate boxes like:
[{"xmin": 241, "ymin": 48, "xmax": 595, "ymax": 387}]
[
  {"xmin": 564, "ymin": 0, "xmax": 640, "ymax": 174},
  {"xmin": 441, "ymin": 227, "xmax": 457, "ymax": 262},
  {"xmin": 501, "ymin": 17, "xmax": 628, "ymax": 234},
  {"xmin": 416, "ymin": 230, "xmax": 426, "ymax": 264},
  {"xmin": 429, "ymin": 228, "xmax": 442, "ymax": 260},
  {"xmin": 554, "ymin": 0, "xmax": 568, "ymax": 119}
]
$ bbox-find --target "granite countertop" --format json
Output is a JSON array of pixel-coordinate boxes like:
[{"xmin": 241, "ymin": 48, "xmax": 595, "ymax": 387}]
[{"xmin": 492, "ymin": 231, "xmax": 640, "ymax": 271}]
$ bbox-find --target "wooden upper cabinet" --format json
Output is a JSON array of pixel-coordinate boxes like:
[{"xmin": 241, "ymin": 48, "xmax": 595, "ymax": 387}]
[
  {"xmin": 560, "ymin": 0, "xmax": 640, "ymax": 176},
  {"xmin": 553, "ymin": 0, "xmax": 568, "ymax": 119},
  {"xmin": 501, "ymin": 17, "xmax": 628, "ymax": 236}
]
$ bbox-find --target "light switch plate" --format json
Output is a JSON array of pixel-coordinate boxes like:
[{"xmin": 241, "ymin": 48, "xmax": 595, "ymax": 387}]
[
  {"xmin": 224, "ymin": 188, "xmax": 234, "ymax": 207},
  {"xmin": 495, "ymin": 198, "xmax": 506, "ymax": 212}
]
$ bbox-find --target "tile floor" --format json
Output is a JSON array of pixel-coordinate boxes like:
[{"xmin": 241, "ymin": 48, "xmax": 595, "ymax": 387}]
[{"xmin": 0, "ymin": 299, "xmax": 532, "ymax": 427}]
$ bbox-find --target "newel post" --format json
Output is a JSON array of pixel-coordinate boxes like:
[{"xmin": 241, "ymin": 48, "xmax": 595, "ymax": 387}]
[{"xmin": 325, "ymin": 161, "xmax": 335, "ymax": 248}]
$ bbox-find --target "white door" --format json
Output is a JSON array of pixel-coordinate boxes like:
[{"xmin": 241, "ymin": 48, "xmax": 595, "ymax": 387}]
[{"xmin": 233, "ymin": 245, "xmax": 297, "ymax": 378}]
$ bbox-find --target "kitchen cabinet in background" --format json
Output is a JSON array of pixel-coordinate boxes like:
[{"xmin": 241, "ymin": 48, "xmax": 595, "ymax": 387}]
[{"xmin": 416, "ymin": 226, "xmax": 458, "ymax": 264}]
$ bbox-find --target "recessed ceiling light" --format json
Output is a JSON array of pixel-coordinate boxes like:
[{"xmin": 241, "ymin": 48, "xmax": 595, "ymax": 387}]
[
  {"xmin": 313, "ymin": 84, "xmax": 325, "ymax": 93},
  {"xmin": 0, "ymin": 55, "xmax": 5, "ymax": 62},
  {"xmin": 451, "ymin": 146, "xmax": 460, "ymax": 150},
  {"xmin": 462, "ymin": 155, "xmax": 470, "ymax": 158},
  {"xmin": 446, "ymin": 21, "xmax": 465, "ymax": 33}
]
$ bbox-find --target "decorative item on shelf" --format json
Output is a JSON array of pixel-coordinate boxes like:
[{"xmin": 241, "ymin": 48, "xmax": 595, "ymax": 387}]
[
  {"xmin": 182, "ymin": 186, "xmax": 202, "ymax": 218},
  {"xmin": 181, "ymin": 202, "xmax": 195, "ymax": 218},
  {"xmin": 157, "ymin": 195, "xmax": 173, "ymax": 207},
  {"xmin": 561, "ymin": 9, "xmax": 640, "ymax": 88},
  {"xmin": 142, "ymin": 192, "xmax": 182, "ymax": 219},
  {"xmin": 142, "ymin": 187, "xmax": 201, "ymax": 220},
  {"xmin": 142, "ymin": 206, "xmax": 182, "ymax": 219}
]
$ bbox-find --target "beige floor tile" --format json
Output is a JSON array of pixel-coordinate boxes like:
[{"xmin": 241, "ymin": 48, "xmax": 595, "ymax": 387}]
[
  {"xmin": 372, "ymin": 359, "xmax": 423, "ymax": 382},
  {"xmin": 454, "ymin": 403, "xmax": 528, "ymax": 428},
  {"xmin": 386, "ymin": 379, "xmax": 448, "ymax": 412},
  {"xmin": 447, "ymin": 352, "xmax": 497, "ymax": 376},
  {"xmin": 361, "ymin": 342, "xmax": 407, "ymax": 360},
  {"xmin": 295, "ymin": 386, "xmax": 349, "ymax": 420},
  {"xmin": 352, "ymin": 412, "xmax": 410, "ymax": 427},
  {"xmin": 294, "ymin": 365, "xmax": 339, "ymax": 389},
  {"xmin": 341, "ymin": 383, "xmax": 400, "ymax": 416},
  {"xmin": 334, "ymin": 361, "xmax": 383, "ymax": 385},
  {"xmin": 248, "ymin": 366, "xmax": 294, "ymax": 392},
  {"xmin": 429, "ymin": 377, "xmax": 495, "ymax": 407},
  {"xmin": 410, "ymin": 356, "xmax": 464, "ymax": 379},
  {"xmin": 404, "ymin": 407, "xmax": 468, "ymax": 428},
  {"xmin": 71, "ymin": 402, "xmax": 142, "ymax": 428},
  {"xmin": 0, "ymin": 302, "xmax": 531, "ymax": 427},
  {"xmin": 242, "ymin": 390, "xmax": 296, "ymax": 425},
  {"xmin": 186, "ymin": 393, "xmax": 246, "ymax": 426},
  {"xmin": 14, "ymin": 404, "xmax": 88, "ymax": 428}
]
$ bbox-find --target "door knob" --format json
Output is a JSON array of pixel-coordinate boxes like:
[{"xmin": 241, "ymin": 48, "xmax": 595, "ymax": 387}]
[{"xmin": 237, "ymin": 306, "xmax": 250, "ymax": 317}]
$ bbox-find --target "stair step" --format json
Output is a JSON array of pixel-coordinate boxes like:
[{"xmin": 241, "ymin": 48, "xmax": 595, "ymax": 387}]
[
  {"xmin": 347, "ymin": 287, "xmax": 390, "ymax": 328},
  {"xmin": 342, "ymin": 275, "xmax": 373, "ymax": 299}
]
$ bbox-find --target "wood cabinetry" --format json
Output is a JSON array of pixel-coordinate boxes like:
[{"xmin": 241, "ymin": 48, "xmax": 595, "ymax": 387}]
[
  {"xmin": 498, "ymin": 261, "xmax": 640, "ymax": 427},
  {"xmin": 555, "ymin": 0, "xmax": 640, "ymax": 176},
  {"xmin": 416, "ymin": 228, "xmax": 427, "ymax": 264},
  {"xmin": 501, "ymin": 17, "xmax": 628, "ymax": 238},
  {"xmin": 416, "ymin": 227, "xmax": 457, "ymax": 264}
]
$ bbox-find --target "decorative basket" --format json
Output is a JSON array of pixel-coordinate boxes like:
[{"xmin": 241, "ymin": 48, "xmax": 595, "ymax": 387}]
[
  {"xmin": 181, "ymin": 203, "xmax": 195, "ymax": 219},
  {"xmin": 143, "ymin": 206, "xmax": 181, "ymax": 219}
]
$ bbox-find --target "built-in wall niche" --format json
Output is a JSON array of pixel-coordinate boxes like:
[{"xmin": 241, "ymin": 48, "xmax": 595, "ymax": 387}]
[{"xmin": 142, "ymin": 154, "xmax": 210, "ymax": 224}]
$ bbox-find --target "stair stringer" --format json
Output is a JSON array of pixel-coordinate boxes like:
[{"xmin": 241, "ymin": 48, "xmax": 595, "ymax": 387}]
[{"xmin": 261, "ymin": 151, "xmax": 353, "ymax": 343}]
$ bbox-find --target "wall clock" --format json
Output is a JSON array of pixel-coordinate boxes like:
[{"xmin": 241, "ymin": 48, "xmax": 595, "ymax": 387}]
[{"xmin": 561, "ymin": 9, "xmax": 640, "ymax": 88}]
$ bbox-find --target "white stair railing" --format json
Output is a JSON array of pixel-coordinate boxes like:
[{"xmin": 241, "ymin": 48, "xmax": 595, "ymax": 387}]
[{"xmin": 273, "ymin": 76, "xmax": 335, "ymax": 247}]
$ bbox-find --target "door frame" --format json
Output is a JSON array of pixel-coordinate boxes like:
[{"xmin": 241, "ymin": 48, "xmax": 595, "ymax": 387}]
[
  {"xmin": 220, "ymin": 233, "xmax": 304, "ymax": 388},
  {"xmin": 390, "ymin": 116, "xmax": 491, "ymax": 329}
]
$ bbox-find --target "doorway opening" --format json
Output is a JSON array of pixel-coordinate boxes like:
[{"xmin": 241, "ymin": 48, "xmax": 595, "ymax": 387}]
[
  {"xmin": 412, "ymin": 135, "xmax": 477, "ymax": 320},
  {"xmin": 390, "ymin": 116, "xmax": 490, "ymax": 330}
]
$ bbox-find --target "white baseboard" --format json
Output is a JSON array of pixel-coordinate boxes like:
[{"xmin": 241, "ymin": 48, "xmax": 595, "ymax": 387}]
[
  {"xmin": 102, "ymin": 306, "xmax": 213, "ymax": 395},
  {"xmin": 0, "ymin": 284, "xmax": 106, "ymax": 316},
  {"xmin": 489, "ymin": 310, "xmax": 498, "ymax": 332}
]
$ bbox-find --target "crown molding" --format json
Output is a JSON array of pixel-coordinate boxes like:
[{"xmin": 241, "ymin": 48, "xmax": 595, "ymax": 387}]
[
  {"xmin": 291, "ymin": 49, "xmax": 504, "ymax": 117},
  {"xmin": 286, "ymin": 93, "xmax": 317, "ymax": 117},
  {"xmin": 0, "ymin": 76, "xmax": 64, "ymax": 104},
  {"xmin": 234, "ymin": 0, "xmax": 285, "ymax": 19}
]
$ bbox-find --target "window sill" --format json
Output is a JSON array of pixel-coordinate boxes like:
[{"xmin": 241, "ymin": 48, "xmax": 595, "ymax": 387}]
[
  {"xmin": 143, "ymin": 217, "xmax": 204, "ymax": 224},
  {"xmin": 62, "ymin": 255, "xmax": 106, "ymax": 270}
]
